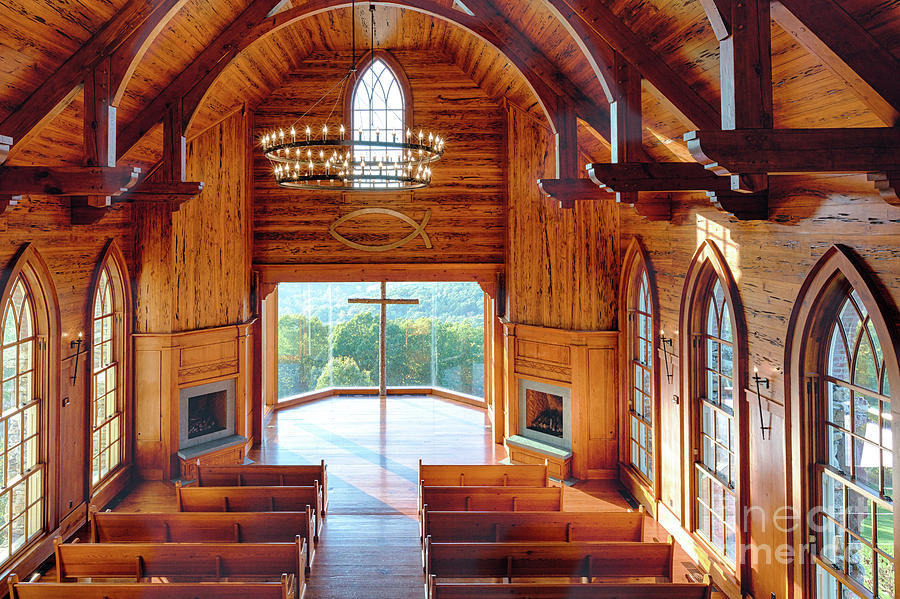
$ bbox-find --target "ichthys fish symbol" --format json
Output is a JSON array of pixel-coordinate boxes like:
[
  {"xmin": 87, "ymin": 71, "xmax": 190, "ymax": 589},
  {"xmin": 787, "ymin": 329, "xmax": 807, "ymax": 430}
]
[{"xmin": 329, "ymin": 208, "xmax": 433, "ymax": 252}]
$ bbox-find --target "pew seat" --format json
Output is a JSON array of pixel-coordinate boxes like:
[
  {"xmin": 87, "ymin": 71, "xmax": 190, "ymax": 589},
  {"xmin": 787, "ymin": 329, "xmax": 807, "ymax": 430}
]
[
  {"xmin": 197, "ymin": 461, "xmax": 328, "ymax": 515},
  {"xmin": 418, "ymin": 462, "xmax": 549, "ymax": 514},
  {"xmin": 8, "ymin": 577, "xmax": 296, "ymax": 599},
  {"xmin": 422, "ymin": 509, "xmax": 644, "ymax": 545},
  {"xmin": 430, "ymin": 578, "xmax": 713, "ymax": 599},
  {"xmin": 175, "ymin": 483, "xmax": 323, "ymax": 540},
  {"xmin": 419, "ymin": 485, "xmax": 565, "ymax": 530},
  {"xmin": 53, "ymin": 536, "xmax": 306, "ymax": 598},
  {"xmin": 90, "ymin": 509, "xmax": 316, "ymax": 571}
]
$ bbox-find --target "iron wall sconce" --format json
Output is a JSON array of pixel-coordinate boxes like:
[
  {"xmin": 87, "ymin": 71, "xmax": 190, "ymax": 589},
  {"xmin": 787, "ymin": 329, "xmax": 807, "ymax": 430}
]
[
  {"xmin": 753, "ymin": 367, "xmax": 772, "ymax": 440},
  {"xmin": 659, "ymin": 329, "xmax": 674, "ymax": 383},
  {"xmin": 70, "ymin": 331, "xmax": 84, "ymax": 384}
]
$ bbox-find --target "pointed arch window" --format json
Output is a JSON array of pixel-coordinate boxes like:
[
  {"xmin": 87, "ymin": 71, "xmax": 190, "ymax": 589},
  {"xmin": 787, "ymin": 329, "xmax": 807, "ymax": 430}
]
[
  {"xmin": 817, "ymin": 289, "xmax": 893, "ymax": 598},
  {"xmin": 351, "ymin": 55, "xmax": 408, "ymax": 188},
  {"xmin": 0, "ymin": 276, "xmax": 43, "ymax": 564},
  {"xmin": 90, "ymin": 256, "xmax": 126, "ymax": 487},
  {"xmin": 629, "ymin": 266, "xmax": 654, "ymax": 482}
]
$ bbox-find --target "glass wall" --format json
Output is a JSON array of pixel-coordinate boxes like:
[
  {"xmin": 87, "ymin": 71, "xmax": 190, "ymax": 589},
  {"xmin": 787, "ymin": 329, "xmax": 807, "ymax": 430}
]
[{"xmin": 277, "ymin": 281, "xmax": 484, "ymax": 400}]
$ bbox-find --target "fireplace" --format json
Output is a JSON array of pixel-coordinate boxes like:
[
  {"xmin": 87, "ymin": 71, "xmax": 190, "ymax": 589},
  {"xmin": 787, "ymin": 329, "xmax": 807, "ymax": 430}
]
[
  {"xmin": 517, "ymin": 379, "xmax": 571, "ymax": 451},
  {"xmin": 179, "ymin": 378, "xmax": 236, "ymax": 450}
]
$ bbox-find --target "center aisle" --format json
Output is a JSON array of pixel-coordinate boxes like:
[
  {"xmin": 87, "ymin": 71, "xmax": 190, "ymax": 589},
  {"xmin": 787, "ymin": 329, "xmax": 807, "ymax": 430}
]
[{"xmin": 250, "ymin": 395, "xmax": 504, "ymax": 599}]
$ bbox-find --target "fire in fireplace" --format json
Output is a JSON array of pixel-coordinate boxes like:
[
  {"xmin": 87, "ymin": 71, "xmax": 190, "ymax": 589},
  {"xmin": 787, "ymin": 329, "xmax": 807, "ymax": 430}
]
[
  {"xmin": 188, "ymin": 391, "xmax": 227, "ymax": 439},
  {"xmin": 525, "ymin": 389, "xmax": 564, "ymax": 439}
]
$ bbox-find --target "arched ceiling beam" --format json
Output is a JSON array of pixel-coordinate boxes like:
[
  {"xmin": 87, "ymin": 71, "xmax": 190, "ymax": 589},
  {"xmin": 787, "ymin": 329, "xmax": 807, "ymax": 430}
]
[
  {"xmin": 551, "ymin": 0, "xmax": 720, "ymax": 131},
  {"xmin": 0, "ymin": 0, "xmax": 189, "ymax": 156},
  {"xmin": 117, "ymin": 0, "xmax": 612, "ymax": 161}
]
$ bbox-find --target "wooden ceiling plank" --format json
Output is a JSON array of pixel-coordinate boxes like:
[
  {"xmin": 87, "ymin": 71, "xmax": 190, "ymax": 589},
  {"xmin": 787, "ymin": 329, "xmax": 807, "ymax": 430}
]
[
  {"xmin": 685, "ymin": 128, "xmax": 900, "ymax": 174},
  {"xmin": 0, "ymin": 0, "xmax": 166, "ymax": 151},
  {"xmin": 773, "ymin": 0, "xmax": 900, "ymax": 121},
  {"xmin": 116, "ymin": 0, "xmax": 284, "ymax": 160},
  {"xmin": 586, "ymin": 162, "xmax": 732, "ymax": 192},
  {"xmin": 0, "ymin": 166, "xmax": 141, "ymax": 196},
  {"xmin": 560, "ymin": 0, "xmax": 720, "ymax": 131},
  {"xmin": 770, "ymin": 1, "xmax": 899, "ymax": 127}
]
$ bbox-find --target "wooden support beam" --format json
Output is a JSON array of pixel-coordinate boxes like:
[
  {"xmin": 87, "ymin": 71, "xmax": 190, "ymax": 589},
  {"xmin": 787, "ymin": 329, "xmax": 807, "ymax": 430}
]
[
  {"xmin": 769, "ymin": 2, "xmax": 899, "ymax": 126},
  {"xmin": 537, "ymin": 178, "xmax": 608, "ymax": 203},
  {"xmin": 79, "ymin": 57, "xmax": 118, "ymax": 216},
  {"xmin": 162, "ymin": 103, "xmax": 187, "ymax": 182},
  {"xmin": 586, "ymin": 162, "xmax": 733, "ymax": 193},
  {"xmin": 772, "ymin": 0, "xmax": 900, "ymax": 122},
  {"xmin": 0, "ymin": 166, "xmax": 140, "ymax": 196},
  {"xmin": 698, "ymin": 0, "xmax": 731, "ymax": 41},
  {"xmin": 558, "ymin": 0, "xmax": 720, "ymax": 130},
  {"xmin": 556, "ymin": 101, "xmax": 580, "ymax": 182},
  {"xmin": 706, "ymin": 190, "xmax": 769, "ymax": 220},
  {"xmin": 0, "ymin": 136, "xmax": 12, "ymax": 166},
  {"xmin": 0, "ymin": 196, "xmax": 21, "ymax": 215},
  {"xmin": 685, "ymin": 128, "xmax": 900, "ymax": 175},
  {"xmin": 867, "ymin": 172, "xmax": 900, "ymax": 208},
  {"xmin": 0, "ymin": 0, "xmax": 181, "ymax": 151},
  {"xmin": 121, "ymin": 181, "xmax": 205, "ymax": 203}
]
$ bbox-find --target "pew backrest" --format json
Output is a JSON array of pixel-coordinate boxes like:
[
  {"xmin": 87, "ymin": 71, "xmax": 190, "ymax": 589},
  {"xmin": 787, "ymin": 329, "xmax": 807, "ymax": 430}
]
[
  {"xmin": 90, "ymin": 509, "xmax": 316, "ymax": 570},
  {"xmin": 54, "ymin": 536, "xmax": 306, "ymax": 594},
  {"xmin": 418, "ymin": 461, "xmax": 549, "ymax": 487},
  {"xmin": 424, "ymin": 538, "xmax": 675, "ymax": 583},
  {"xmin": 430, "ymin": 578, "xmax": 712, "ymax": 599},
  {"xmin": 197, "ymin": 461, "xmax": 327, "ymax": 514},
  {"xmin": 8, "ymin": 576, "xmax": 296, "ymax": 599},
  {"xmin": 422, "ymin": 509, "xmax": 644, "ymax": 543},
  {"xmin": 420, "ymin": 485, "xmax": 564, "ymax": 514}
]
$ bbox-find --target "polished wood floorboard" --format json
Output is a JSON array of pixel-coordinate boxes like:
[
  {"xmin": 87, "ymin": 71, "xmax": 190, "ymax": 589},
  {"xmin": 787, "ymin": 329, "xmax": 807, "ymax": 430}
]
[{"xmin": 108, "ymin": 394, "xmax": 710, "ymax": 598}]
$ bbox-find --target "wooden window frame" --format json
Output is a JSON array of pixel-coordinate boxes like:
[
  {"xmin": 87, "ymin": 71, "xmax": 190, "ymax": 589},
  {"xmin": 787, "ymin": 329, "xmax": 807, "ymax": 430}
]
[
  {"xmin": 88, "ymin": 241, "xmax": 132, "ymax": 496},
  {"xmin": 679, "ymin": 240, "xmax": 750, "ymax": 585},
  {"xmin": 0, "ymin": 244, "xmax": 59, "ymax": 575},
  {"xmin": 618, "ymin": 238, "xmax": 661, "ymax": 509},
  {"xmin": 785, "ymin": 245, "xmax": 900, "ymax": 599},
  {"xmin": 343, "ymin": 50, "xmax": 414, "ymax": 140}
]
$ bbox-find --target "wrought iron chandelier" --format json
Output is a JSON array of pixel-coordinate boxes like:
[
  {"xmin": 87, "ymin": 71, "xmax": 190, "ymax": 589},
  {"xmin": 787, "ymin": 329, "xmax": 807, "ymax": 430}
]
[{"xmin": 260, "ymin": 0, "xmax": 445, "ymax": 191}]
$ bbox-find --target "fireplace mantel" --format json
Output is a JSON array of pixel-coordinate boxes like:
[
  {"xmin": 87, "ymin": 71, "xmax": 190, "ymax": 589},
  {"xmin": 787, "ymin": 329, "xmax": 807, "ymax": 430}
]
[
  {"xmin": 501, "ymin": 321, "xmax": 618, "ymax": 480},
  {"xmin": 133, "ymin": 322, "xmax": 255, "ymax": 480}
]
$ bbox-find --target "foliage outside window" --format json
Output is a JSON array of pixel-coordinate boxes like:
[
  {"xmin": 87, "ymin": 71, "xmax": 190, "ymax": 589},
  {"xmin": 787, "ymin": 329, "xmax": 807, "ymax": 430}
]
[
  {"xmin": 352, "ymin": 58, "xmax": 404, "ymax": 188},
  {"xmin": 695, "ymin": 278, "xmax": 738, "ymax": 563},
  {"xmin": 0, "ymin": 277, "xmax": 42, "ymax": 564},
  {"xmin": 816, "ymin": 290, "xmax": 893, "ymax": 598},
  {"xmin": 91, "ymin": 267, "xmax": 122, "ymax": 486},
  {"xmin": 277, "ymin": 282, "xmax": 484, "ymax": 399},
  {"xmin": 629, "ymin": 268, "xmax": 653, "ymax": 482}
]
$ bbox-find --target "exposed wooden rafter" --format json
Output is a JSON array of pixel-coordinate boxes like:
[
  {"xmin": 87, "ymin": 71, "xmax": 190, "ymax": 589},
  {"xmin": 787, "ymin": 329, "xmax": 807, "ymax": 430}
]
[
  {"xmin": 586, "ymin": 162, "xmax": 732, "ymax": 193},
  {"xmin": 0, "ymin": 166, "xmax": 141, "ymax": 197},
  {"xmin": 0, "ymin": 0, "xmax": 189, "ymax": 157},
  {"xmin": 554, "ymin": 0, "xmax": 720, "ymax": 131},
  {"xmin": 537, "ymin": 179, "xmax": 606, "ymax": 204},
  {"xmin": 770, "ymin": 0, "xmax": 900, "ymax": 125},
  {"xmin": 117, "ymin": 0, "xmax": 614, "ymax": 162}
]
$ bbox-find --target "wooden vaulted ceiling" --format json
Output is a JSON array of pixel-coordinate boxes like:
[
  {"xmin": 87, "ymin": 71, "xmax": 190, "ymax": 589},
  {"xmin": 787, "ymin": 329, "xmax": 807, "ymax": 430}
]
[{"xmin": 0, "ymin": 0, "xmax": 897, "ymax": 173}]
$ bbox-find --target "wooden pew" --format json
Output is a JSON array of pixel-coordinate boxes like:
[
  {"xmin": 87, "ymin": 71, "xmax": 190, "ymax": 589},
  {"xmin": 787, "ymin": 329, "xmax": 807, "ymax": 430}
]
[
  {"xmin": 176, "ymin": 483, "xmax": 323, "ymax": 540},
  {"xmin": 90, "ymin": 509, "xmax": 316, "ymax": 571},
  {"xmin": 197, "ymin": 461, "xmax": 328, "ymax": 515},
  {"xmin": 430, "ymin": 577, "xmax": 713, "ymax": 599},
  {"xmin": 8, "ymin": 575, "xmax": 296, "ymax": 599},
  {"xmin": 53, "ymin": 536, "xmax": 306, "ymax": 597},
  {"xmin": 422, "ymin": 509, "xmax": 645, "ymax": 544},
  {"xmin": 420, "ymin": 485, "xmax": 564, "ymax": 520},
  {"xmin": 418, "ymin": 461, "xmax": 549, "ymax": 514},
  {"xmin": 424, "ymin": 538, "xmax": 675, "ymax": 599}
]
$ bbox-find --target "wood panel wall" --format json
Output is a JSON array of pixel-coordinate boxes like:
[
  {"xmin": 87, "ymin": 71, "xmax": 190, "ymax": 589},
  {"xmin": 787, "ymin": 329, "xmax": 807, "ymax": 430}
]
[
  {"xmin": 505, "ymin": 103, "xmax": 619, "ymax": 331},
  {"xmin": 620, "ymin": 176, "xmax": 900, "ymax": 599},
  {"xmin": 134, "ymin": 109, "xmax": 253, "ymax": 333},
  {"xmin": 0, "ymin": 198, "xmax": 135, "ymax": 577},
  {"xmin": 252, "ymin": 50, "xmax": 505, "ymax": 266}
]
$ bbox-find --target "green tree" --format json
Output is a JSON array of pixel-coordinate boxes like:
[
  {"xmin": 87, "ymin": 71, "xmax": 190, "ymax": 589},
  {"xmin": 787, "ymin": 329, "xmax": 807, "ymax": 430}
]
[
  {"xmin": 278, "ymin": 314, "xmax": 329, "ymax": 398},
  {"xmin": 316, "ymin": 356, "xmax": 373, "ymax": 388}
]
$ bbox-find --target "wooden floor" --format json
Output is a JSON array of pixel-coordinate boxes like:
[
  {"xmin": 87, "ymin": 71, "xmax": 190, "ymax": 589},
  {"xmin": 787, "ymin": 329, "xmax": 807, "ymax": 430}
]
[{"xmin": 111, "ymin": 394, "xmax": 707, "ymax": 598}]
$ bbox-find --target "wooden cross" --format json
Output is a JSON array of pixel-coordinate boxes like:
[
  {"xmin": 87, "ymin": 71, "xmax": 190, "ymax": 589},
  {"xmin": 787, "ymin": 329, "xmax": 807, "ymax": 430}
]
[{"xmin": 348, "ymin": 282, "xmax": 419, "ymax": 397}]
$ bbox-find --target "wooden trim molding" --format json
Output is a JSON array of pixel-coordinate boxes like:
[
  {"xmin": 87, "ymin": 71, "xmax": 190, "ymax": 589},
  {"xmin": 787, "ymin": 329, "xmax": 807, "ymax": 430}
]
[
  {"xmin": 678, "ymin": 239, "xmax": 750, "ymax": 591},
  {"xmin": 617, "ymin": 237, "xmax": 662, "ymax": 510},
  {"xmin": 783, "ymin": 245, "xmax": 900, "ymax": 598},
  {"xmin": 255, "ymin": 263, "xmax": 504, "ymax": 286}
]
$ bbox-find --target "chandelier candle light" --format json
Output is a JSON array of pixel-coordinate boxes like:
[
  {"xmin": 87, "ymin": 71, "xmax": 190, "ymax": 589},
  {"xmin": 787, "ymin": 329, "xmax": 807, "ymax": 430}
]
[{"xmin": 261, "ymin": 0, "xmax": 445, "ymax": 191}]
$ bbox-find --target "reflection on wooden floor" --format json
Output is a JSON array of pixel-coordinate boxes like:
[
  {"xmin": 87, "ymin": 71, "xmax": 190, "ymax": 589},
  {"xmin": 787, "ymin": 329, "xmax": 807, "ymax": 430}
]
[{"xmin": 114, "ymin": 394, "xmax": 702, "ymax": 599}]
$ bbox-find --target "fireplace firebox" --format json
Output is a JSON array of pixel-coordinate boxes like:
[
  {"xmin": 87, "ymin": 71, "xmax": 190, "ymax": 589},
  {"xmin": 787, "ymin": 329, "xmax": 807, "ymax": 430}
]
[
  {"xmin": 525, "ymin": 389, "xmax": 564, "ymax": 438},
  {"xmin": 178, "ymin": 378, "xmax": 236, "ymax": 450},
  {"xmin": 517, "ymin": 379, "xmax": 571, "ymax": 451}
]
